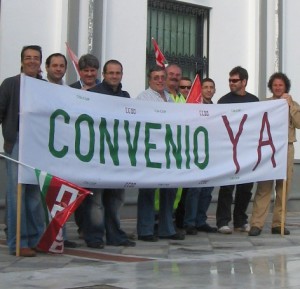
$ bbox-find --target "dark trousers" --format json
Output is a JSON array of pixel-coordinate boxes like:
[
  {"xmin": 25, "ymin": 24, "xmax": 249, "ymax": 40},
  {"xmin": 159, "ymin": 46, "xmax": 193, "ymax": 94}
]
[
  {"xmin": 216, "ymin": 183, "xmax": 253, "ymax": 228},
  {"xmin": 175, "ymin": 188, "xmax": 188, "ymax": 228}
]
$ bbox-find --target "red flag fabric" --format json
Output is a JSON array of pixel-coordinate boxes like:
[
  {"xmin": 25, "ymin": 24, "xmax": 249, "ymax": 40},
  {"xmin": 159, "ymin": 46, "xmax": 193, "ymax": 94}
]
[
  {"xmin": 35, "ymin": 169, "xmax": 91, "ymax": 253},
  {"xmin": 151, "ymin": 37, "xmax": 168, "ymax": 68},
  {"xmin": 186, "ymin": 74, "xmax": 202, "ymax": 103},
  {"xmin": 65, "ymin": 42, "xmax": 80, "ymax": 77}
]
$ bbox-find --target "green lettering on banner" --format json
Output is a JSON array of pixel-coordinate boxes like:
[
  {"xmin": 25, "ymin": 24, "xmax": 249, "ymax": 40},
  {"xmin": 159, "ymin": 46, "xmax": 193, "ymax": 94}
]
[
  {"xmin": 185, "ymin": 125, "xmax": 191, "ymax": 169},
  {"xmin": 145, "ymin": 122, "xmax": 162, "ymax": 169},
  {"xmin": 49, "ymin": 109, "xmax": 69, "ymax": 158},
  {"xmin": 165, "ymin": 124, "xmax": 182, "ymax": 169},
  {"xmin": 124, "ymin": 120, "xmax": 141, "ymax": 166},
  {"xmin": 75, "ymin": 114, "xmax": 95, "ymax": 162},
  {"xmin": 194, "ymin": 126, "xmax": 209, "ymax": 169},
  {"xmin": 99, "ymin": 118, "xmax": 120, "ymax": 165}
]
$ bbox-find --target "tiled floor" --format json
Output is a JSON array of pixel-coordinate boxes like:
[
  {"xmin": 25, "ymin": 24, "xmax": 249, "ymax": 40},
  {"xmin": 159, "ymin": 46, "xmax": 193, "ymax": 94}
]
[{"xmin": 1, "ymin": 213, "xmax": 300, "ymax": 288}]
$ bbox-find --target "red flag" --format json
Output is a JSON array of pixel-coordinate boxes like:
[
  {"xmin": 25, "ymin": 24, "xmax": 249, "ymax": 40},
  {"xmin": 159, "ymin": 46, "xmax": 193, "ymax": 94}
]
[
  {"xmin": 186, "ymin": 74, "xmax": 202, "ymax": 103},
  {"xmin": 35, "ymin": 169, "xmax": 91, "ymax": 253},
  {"xmin": 151, "ymin": 37, "xmax": 168, "ymax": 68},
  {"xmin": 65, "ymin": 42, "xmax": 80, "ymax": 77}
]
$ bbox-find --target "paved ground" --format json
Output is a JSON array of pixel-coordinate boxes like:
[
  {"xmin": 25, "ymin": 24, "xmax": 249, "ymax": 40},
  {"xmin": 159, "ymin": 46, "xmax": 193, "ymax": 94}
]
[
  {"xmin": 1, "ymin": 160, "xmax": 300, "ymax": 288},
  {"xmin": 1, "ymin": 211, "xmax": 300, "ymax": 289}
]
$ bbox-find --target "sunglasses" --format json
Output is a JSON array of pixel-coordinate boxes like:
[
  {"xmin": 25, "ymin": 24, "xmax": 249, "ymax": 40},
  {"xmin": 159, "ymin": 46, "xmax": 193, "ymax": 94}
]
[
  {"xmin": 229, "ymin": 79, "xmax": 242, "ymax": 83},
  {"xmin": 179, "ymin": 85, "xmax": 191, "ymax": 89}
]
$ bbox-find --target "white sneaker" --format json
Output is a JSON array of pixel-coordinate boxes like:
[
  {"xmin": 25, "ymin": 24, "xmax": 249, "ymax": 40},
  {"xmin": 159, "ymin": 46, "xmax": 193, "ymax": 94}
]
[
  {"xmin": 234, "ymin": 223, "xmax": 250, "ymax": 232},
  {"xmin": 218, "ymin": 226, "xmax": 232, "ymax": 234}
]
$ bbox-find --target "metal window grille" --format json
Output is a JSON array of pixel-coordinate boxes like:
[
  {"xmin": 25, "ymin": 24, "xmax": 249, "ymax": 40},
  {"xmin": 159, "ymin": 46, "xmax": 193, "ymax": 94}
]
[{"xmin": 147, "ymin": 0, "xmax": 210, "ymax": 80}]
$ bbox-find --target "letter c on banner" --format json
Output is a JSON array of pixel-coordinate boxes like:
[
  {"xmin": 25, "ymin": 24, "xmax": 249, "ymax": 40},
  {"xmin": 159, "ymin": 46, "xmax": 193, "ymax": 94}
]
[{"xmin": 49, "ymin": 109, "xmax": 70, "ymax": 158}]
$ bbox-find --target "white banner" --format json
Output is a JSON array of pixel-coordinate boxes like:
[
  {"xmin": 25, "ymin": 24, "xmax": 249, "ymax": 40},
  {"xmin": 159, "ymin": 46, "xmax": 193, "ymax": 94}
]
[{"xmin": 19, "ymin": 75, "xmax": 289, "ymax": 188}]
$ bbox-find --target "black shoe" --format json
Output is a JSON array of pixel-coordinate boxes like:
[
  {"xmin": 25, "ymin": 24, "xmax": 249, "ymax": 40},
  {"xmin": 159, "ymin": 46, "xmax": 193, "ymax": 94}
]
[
  {"xmin": 87, "ymin": 242, "xmax": 105, "ymax": 249},
  {"xmin": 77, "ymin": 229, "xmax": 84, "ymax": 239},
  {"xmin": 107, "ymin": 240, "xmax": 136, "ymax": 247},
  {"xmin": 160, "ymin": 233, "xmax": 185, "ymax": 240},
  {"xmin": 174, "ymin": 210, "xmax": 185, "ymax": 229},
  {"xmin": 4, "ymin": 226, "xmax": 8, "ymax": 240},
  {"xmin": 271, "ymin": 226, "xmax": 290, "ymax": 235},
  {"xmin": 64, "ymin": 240, "xmax": 79, "ymax": 248},
  {"xmin": 248, "ymin": 226, "xmax": 262, "ymax": 236},
  {"xmin": 197, "ymin": 224, "xmax": 217, "ymax": 233},
  {"xmin": 138, "ymin": 235, "xmax": 159, "ymax": 242},
  {"xmin": 185, "ymin": 226, "xmax": 198, "ymax": 235},
  {"xmin": 126, "ymin": 233, "xmax": 137, "ymax": 241},
  {"xmin": 120, "ymin": 240, "xmax": 136, "ymax": 247}
]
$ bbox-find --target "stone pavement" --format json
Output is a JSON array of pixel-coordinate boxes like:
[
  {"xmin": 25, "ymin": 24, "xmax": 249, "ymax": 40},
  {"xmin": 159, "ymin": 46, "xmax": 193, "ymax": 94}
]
[{"xmin": 1, "ymin": 212, "xmax": 300, "ymax": 289}]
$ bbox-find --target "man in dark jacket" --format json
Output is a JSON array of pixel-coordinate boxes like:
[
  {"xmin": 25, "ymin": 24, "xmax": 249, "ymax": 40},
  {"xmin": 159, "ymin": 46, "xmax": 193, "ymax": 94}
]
[
  {"xmin": 0, "ymin": 45, "xmax": 45, "ymax": 257},
  {"xmin": 69, "ymin": 54, "xmax": 100, "ymax": 90},
  {"xmin": 89, "ymin": 59, "xmax": 130, "ymax": 98},
  {"xmin": 85, "ymin": 59, "xmax": 134, "ymax": 247}
]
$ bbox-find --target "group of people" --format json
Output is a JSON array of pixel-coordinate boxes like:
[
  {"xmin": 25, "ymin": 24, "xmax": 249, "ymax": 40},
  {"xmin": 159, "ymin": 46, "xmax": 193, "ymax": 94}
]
[{"xmin": 1, "ymin": 45, "xmax": 299, "ymax": 257}]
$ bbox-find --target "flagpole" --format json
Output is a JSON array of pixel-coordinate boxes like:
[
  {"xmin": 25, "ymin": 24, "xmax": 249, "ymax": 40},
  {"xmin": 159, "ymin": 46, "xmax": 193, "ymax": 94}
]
[
  {"xmin": 0, "ymin": 153, "xmax": 35, "ymax": 170},
  {"xmin": 1, "ymin": 153, "xmax": 35, "ymax": 256},
  {"xmin": 16, "ymin": 183, "xmax": 22, "ymax": 257},
  {"xmin": 281, "ymin": 179, "xmax": 287, "ymax": 236},
  {"xmin": 0, "ymin": 153, "xmax": 93, "ymax": 195}
]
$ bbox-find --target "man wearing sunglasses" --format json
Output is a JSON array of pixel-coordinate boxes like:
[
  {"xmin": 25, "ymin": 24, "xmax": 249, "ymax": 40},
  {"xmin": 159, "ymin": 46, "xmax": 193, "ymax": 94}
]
[
  {"xmin": 216, "ymin": 66, "xmax": 259, "ymax": 234},
  {"xmin": 179, "ymin": 77, "xmax": 192, "ymax": 99}
]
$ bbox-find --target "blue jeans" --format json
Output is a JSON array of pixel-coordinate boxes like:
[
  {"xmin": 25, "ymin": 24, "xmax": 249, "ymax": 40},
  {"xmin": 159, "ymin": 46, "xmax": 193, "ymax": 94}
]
[
  {"xmin": 82, "ymin": 189, "xmax": 104, "ymax": 245},
  {"xmin": 184, "ymin": 187, "xmax": 214, "ymax": 227},
  {"xmin": 102, "ymin": 189, "xmax": 128, "ymax": 245},
  {"xmin": 137, "ymin": 188, "xmax": 177, "ymax": 237},
  {"xmin": 5, "ymin": 138, "xmax": 44, "ymax": 253},
  {"xmin": 82, "ymin": 189, "xmax": 128, "ymax": 245}
]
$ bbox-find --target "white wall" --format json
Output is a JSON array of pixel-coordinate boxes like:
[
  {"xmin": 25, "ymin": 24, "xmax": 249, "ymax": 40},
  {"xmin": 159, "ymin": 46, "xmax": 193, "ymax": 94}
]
[
  {"xmin": 101, "ymin": 0, "xmax": 148, "ymax": 98},
  {"xmin": 282, "ymin": 0, "xmax": 300, "ymax": 159},
  {"xmin": 0, "ymin": 0, "xmax": 68, "ymax": 82},
  {"xmin": 1, "ymin": 0, "xmax": 299, "ymax": 158},
  {"xmin": 0, "ymin": 0, "xmax": 68, "ymax": 152},
  {"xmin": 208, "ymin": 0, "xmax": 260, "ymax": 101}
]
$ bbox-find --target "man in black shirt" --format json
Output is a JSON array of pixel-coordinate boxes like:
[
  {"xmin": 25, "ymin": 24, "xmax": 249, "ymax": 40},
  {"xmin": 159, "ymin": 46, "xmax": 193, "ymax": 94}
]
[
  {"xmin": 216, "ymin": 66, "xmax": 259, "ymax": 234},
  {"xmin": 89, "ymin": 59, "xmax": 130, "ymax": 98},
  {"xmin": 88, "ymin": 60, "xmax": 134, "ymax": 247}
]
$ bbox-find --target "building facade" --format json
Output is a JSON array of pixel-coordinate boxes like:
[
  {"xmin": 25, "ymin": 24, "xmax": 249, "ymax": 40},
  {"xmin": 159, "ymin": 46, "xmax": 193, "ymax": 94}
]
[{"xmin": 1, "ymin": 0, "xmax": 300, "ymax": 156}]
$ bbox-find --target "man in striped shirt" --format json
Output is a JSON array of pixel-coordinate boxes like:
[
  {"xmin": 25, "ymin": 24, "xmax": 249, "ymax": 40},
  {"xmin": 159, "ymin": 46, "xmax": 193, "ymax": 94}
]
[{"xmin": 136, "ymin": 66, "xmax": 185, "ymax": 242}]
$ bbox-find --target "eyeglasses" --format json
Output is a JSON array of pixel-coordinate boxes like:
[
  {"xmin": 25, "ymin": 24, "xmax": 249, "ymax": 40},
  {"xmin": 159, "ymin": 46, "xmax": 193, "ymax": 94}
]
[
  {"xmin": 179, "ymin": 86, "xmax": 191, "ymax": 89},
  {"xmin": 152, "ymin": 75, "xmax": 165, "ymax": 81},
  {"xmin": 229, "ymin": 79, "xmax": 242, "ymax": 83}
]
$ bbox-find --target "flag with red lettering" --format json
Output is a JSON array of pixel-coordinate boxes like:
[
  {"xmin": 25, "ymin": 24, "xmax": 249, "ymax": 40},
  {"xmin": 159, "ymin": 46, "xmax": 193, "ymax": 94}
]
[
  {"xmin": 35, "ymin": 169, "xmax": 91, "ymax": 253},
  {"xmin": 151, "ymin": 37, "xmax": 168, "ymax": 68},
  {"xmin": 65, "ymin": 42, "xmax": 80, "ymax": 78},
  {"xmin": 186, "ymin": 74, "xmax": 202, "ymax": 104}
]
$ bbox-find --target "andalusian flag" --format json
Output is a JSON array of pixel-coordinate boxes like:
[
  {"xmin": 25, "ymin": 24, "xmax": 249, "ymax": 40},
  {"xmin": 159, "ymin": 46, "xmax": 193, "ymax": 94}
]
[{"xmin": 35, "ymin": 169, "xmax": 91, "ymax": 253}]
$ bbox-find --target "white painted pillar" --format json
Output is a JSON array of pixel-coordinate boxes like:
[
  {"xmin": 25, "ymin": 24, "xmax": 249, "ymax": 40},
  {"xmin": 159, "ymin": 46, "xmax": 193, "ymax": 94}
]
[{"xmin": 77, "ymin": 0, "xmax": 90, "ymax": 55}]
